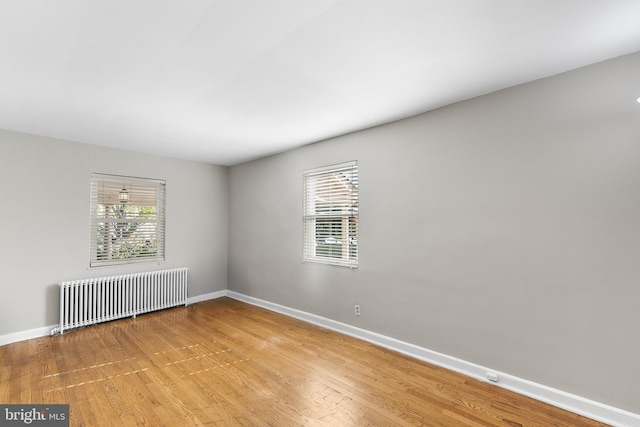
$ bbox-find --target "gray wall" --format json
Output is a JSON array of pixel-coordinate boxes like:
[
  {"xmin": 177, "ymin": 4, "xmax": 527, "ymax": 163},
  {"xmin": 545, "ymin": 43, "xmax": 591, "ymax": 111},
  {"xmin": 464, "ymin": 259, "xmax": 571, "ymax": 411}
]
[
  {"xmin": 0, "ymin": 131, "xmax": 228, "ymax": 336},
  {"xmin": 228, "ymin": 51, "xmax": 640, "ymax": 413}
]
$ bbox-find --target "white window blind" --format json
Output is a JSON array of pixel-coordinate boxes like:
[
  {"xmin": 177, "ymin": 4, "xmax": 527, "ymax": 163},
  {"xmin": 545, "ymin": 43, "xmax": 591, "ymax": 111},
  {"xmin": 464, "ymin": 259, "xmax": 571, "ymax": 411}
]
[
  {"xmin": 303, "ymin": 161, "xmax": 358, "ymax": 268},
  {"xmin": 90, "ymin": 174, "xmax": 166, "ymax": 267}
]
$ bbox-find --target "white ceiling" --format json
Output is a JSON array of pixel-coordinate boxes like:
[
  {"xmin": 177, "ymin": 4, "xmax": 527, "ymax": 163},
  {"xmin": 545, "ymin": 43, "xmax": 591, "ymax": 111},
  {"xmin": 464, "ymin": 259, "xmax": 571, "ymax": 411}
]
[{"xmin": 1, "ymin": 1, "xmax": 640, "ymax": 166}]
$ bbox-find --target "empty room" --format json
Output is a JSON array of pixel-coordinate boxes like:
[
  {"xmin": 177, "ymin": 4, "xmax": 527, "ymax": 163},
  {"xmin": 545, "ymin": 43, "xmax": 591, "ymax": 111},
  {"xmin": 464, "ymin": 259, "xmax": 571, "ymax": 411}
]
[{"xmin": 1, "ymin": 1, "xmax": 640, "ymax": 426}]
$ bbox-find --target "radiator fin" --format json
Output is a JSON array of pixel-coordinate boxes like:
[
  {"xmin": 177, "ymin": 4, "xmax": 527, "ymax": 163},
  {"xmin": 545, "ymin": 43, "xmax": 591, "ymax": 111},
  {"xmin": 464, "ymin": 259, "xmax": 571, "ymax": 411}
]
[{"xmin": 59, "ymin": 267, "xmax": 188, "ymax": 334}]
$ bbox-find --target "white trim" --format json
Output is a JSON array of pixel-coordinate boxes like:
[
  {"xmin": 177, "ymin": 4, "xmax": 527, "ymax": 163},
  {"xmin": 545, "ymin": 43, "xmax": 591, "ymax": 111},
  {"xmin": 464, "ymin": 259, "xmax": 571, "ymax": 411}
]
[
  {"xmin": 226, "ymin": 291, "xmax": 640, "ymax": 427},
  {"xmin": 3, "ymin": 290, "xmax": 639, "ymax": 426},
  {"xmin": 187, "ymin": 290, "xmax": 227, "ymax": 305},
  {"xmin": 303, "ymin": 160, "xmax": 359, "ymax": 269},
  {"xmin": 0, "ymin": 291, "xmax": 228, "ymax": 346},
  {"xmin": 0, "ymin": 325, "xmax": 58, "ymax": 347},
  {"xmin": 304, "ymin": 160, "xmax": 357, "ymax": 176}
]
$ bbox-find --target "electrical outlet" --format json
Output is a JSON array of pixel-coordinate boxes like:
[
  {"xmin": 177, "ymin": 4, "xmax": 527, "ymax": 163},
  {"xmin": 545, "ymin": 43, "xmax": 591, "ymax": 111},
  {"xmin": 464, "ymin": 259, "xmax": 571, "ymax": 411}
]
[{"xmin": 354, "ymin": 305, "xmax": 361, "ymax": 316}]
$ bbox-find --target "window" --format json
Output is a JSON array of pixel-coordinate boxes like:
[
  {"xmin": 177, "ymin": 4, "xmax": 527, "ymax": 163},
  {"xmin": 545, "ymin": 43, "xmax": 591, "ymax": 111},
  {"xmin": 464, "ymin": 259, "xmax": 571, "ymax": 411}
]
[
  {"xmin": 303, "ymin": 161, "xmax": 358, "ymax": 267},
  {"xmin": 90, "ymin": 174, "xmax": 166, "ymax": 267}
]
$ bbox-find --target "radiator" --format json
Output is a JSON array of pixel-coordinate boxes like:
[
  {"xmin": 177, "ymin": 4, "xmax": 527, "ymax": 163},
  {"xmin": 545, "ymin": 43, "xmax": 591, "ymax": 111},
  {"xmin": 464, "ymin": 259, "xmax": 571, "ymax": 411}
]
[{"xmin": 56, "ymin": 267, "xmax": 188, "ymax": 334}]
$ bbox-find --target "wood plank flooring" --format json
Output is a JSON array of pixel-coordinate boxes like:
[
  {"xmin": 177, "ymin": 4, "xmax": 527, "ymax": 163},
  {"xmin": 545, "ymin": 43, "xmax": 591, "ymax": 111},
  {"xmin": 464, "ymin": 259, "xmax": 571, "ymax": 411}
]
[{"xmin": 1, "ymin": 297, "xmax": 609, "ymax": 426}]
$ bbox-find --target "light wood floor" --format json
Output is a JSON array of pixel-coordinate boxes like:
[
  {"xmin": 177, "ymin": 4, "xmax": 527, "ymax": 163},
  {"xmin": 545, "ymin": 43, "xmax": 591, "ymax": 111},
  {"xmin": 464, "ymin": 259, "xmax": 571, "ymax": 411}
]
[{"xmin": 1, "ymin": 297, "xmax": 608, "ymax": 426}]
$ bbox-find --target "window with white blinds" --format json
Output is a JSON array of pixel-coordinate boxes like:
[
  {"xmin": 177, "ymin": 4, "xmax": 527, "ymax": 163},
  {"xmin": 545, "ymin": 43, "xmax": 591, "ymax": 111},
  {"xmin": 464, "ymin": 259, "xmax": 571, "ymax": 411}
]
[
  {"xmin": 303, "ymin": 161, "xmax": 358, "ymax": 268},
  {"xmin": 90, "ymin": 173, "xmax": 166, "ymax": 267}
]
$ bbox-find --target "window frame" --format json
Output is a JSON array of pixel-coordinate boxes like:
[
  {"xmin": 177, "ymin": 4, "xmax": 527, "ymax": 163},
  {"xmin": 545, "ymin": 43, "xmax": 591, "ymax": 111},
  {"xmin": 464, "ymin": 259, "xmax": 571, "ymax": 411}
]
[
  {"xmin": 303, "ymin": 161, "xmax": 359, "ymax": 268},
  {"xmin": 89, "ymin": 173, "xmax": 166, "ymax": 267}
]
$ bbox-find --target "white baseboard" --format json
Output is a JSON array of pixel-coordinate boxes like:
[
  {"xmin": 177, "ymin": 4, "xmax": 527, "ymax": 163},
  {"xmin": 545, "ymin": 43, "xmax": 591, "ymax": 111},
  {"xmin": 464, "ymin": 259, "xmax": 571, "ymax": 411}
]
[
  {"xmin": 0, "ymin": 325, "xmax": 58, "ymax": 347},
  {"xmin": 226, "ymin": 291, "xmax": 640, "ymax": 427},
  {"xmin": 0, "ymin": 291, "xmax": 228, "ymax": 347},
  {"xmin": 3, "ymin": 290, "xmax": 638, "ymax": 425},
  {"xmin": 187, "ymin": 290, "xmax": 227, "ymax": 305}
]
